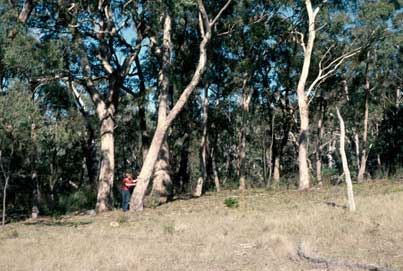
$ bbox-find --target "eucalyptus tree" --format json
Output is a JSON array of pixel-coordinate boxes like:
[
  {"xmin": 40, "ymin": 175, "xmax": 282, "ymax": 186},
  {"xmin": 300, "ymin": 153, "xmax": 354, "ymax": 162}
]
[
  {"xmin": 345, "ymin": 0, "xmax": 396, "ymax": 182},
  {"xmin": 23, "ymin": 0, "xmax": 153, "ymax": 212},
  {"xmin": 130, "ymin": 0, "xmax": 232, "ymax": 211}
]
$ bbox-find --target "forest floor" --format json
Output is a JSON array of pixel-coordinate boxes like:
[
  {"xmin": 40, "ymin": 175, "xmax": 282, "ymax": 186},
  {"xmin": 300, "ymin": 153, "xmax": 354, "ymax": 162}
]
[{"xmin": 1, "ymin": 180, "xmax": 403, "ymax": 271}]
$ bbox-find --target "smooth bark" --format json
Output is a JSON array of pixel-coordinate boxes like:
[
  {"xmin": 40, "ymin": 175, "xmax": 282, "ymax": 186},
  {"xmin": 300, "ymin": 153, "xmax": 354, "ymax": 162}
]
[
  {"xmin": 336, "ymin": 108, "xmax": 356, "ymax": 212},
  {"xmin": 296, "ymin": 0, "xmax": 319, "ymax": 190},
  {"xmin": 238, "ymin": 81, "xmax": 253, "ymax": 192},
  {"xmin": 357, "ymin": 53, "xmax": 371, "ymax": 183},
  {"xmin": 194, "ymin": 85, "xmax": 209, "ymax": 197},
  {"xmin": 315, "ymin": 98, "xmax": 325, "ymax": 185},
  {"xmin": 95, "ymin": 114, "xmax": 115, "ymax": 211},
  {"xmin": 150, "ymin": 14, "xmax": 173, "ymax": 204},
  {"xmin": 130, "ymin": 0, "xmax": 232, "ymax": 211}
]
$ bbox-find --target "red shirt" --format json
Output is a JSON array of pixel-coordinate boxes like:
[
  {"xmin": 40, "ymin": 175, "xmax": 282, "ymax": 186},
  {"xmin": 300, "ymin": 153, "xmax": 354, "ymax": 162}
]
[{"xmin": 122, "ymin": 177, "xmax": 133, "ymax": 191}]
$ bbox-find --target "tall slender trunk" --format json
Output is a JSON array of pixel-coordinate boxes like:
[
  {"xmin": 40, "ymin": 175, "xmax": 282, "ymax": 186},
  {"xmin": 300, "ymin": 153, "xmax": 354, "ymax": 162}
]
[
  {"xmin": 358, "ymin": 54, "xmax": 370, "ymax": 183},
  {"xmin": 267, "ymin": 114, "xmax": 275, "ymax": 186},
  {"xmin": 1, "ymin": 176, "xmax": 8, "ymax": 226},
  {"xmin": 83, "ymin": 127, "xmax": 98, "ymax": 187},
  {"xmin": 194, "ymin": 85, "xmax": 209, "ymax": 197},
  {"xmin": 238, "ymin": 121, "xmax": 247, "ymax": 192},
  {"xmin": 336, "ymin": 108, "xmax": 356, "ymax": 212},
  {"xmin": 130, "ymin": 0, "xmax": 229, "ymax": 211},
  {"xmin": 354, "ymin": 132, "xmax": 360, "ymax": 172},
  {"xmin": 69, "ymin": 81, "xmax": 98, "ymax": 187},
  {"xmin": 238, "ymin": 82, "xmax": 253, "ymax": 192},
  {"xmin": 315, "ymin": 98, "xmax": 325, "ymax": 185},
  {"xmin": 211, "ymin": 146, "xmax": 221, "ymax": 192},
  {"xmin": 135, "ymin": 56, "xmax": 150, "ymax": 160},
  {"xmin": 176, "ymin": 133, "xmax": 190, "ymax": 193},
  {"xmin": 397, "ymin": 87, "xmax": 401, "ymax": 108},
  {"xmin": 262, "ymin": 130, "xmax": 267, "ymax": 185},
  {"xmin": 151, "ymin": 14, "xmax": 173, "ymax": 204},
  {"xmin": 296, "ymin": 0, "xmax": 319, "ymax": 190},
  {"xmin": 95, "ymin": 114, "xmax": 115, "ymax": 212}
]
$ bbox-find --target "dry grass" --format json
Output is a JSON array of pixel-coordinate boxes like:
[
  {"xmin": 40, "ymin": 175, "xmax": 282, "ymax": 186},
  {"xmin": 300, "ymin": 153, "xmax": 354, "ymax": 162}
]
[{"xmin": 1, "ymin": 180, "xmax": 403, "ymax": 271}]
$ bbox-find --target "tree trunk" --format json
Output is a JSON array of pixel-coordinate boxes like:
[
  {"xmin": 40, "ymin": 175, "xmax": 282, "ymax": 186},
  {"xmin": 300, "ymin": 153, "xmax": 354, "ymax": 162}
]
[
  {"xmin": 95, "ymin": 115, "xmax": 115, "ymax": 212},
  {"xmin": 315, "ymin": 98, "xmax": 325, "ymax": 185},
  {"xmin": 130, "ymin": 0, "xmax": 229, "ymax": 211},
  {"xmin": 354, "ymin": 132, "xmax": 360, "ymax": 172},
  {"xmin": 176, "ymin": 133, "xmax": 190, "ymax": 193},
  {"xmin": 211, "ymin": 147, "xmax": 221, "ymax": 192},
  {"xmin": 194, "ymin": 85, "xmax": 209, "ymax": 197},
  {"xmin": 238, "ymin": 124, "xmax": 247, "ymax": 192},
  {"xmin": 2, "ymin": 176, "xmax": 8, "ymax": 226},
  {"xmin": 296, "ymin": 0, "xmax": 319, "ymax": 190},
  {"xmin": 266, "ymin": 114, "xmax": 275, "ymax": 187},
  {"xmin": 357, "ymin": 55, "xmax": 370, "ymax": 183},
  {"xmin": 135, "ymin": 56, "xmax": 150, "ymax": 161},
  {"xmin": 151, "ymin": 138, "xmax": 172, "ymax": 204},
  {"xmin": 336, "ymin": 108, "xmax": 356, "ymax": 212},
  {"xmin": 150, "ymin": 14, "xmax": 173, "ymax": 204},
  {"xmin": 238, "ymin": 82, "xmax": 253, "ymax": 192},
  {"xmin": 83, "ymin": 127, "xmax": 98, "ymax": 187},
  {"xmin": 130, "ymin": 124, "xmax": 168, "ymax": 210}
]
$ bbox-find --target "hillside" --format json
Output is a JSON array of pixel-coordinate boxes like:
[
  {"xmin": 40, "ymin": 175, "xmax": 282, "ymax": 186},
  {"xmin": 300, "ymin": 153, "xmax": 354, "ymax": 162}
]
[{"xmin": 1, "ymin": 181, "xmax": 403, "ymax": 271}]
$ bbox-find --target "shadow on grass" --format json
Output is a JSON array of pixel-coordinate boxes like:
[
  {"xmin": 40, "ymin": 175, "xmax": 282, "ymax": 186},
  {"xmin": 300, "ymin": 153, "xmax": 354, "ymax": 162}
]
[
  {"xmin": 24, "ymin": 219, "xmax": 93, "ymax": 227},
  {"xmin": 324, "ymin": 201, "xmax": 347, "ymax": 210}
]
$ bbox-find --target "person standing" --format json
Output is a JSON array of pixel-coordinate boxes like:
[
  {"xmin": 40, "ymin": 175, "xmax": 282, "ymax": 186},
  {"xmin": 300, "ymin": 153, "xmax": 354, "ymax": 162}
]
[{"xmin": 122, "ymin": 173, "xmax": 137, "ymax": 211}]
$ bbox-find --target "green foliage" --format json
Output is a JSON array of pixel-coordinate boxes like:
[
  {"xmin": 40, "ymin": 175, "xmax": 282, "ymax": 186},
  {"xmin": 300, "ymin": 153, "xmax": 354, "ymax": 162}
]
[
  {"xmin": 56, "ymin": 187, "xmax": 97, "ymax": 214},
  {"xmin": 224, "ymin": 197, "xmax": 239, "ymax": 208},
  {"xmin": 117, "ymin": 215, "xmax": 129, "ymax": 224},
  {"xmin": 162, "ymin": 221, "xmax": 175, "ymax": 235}
]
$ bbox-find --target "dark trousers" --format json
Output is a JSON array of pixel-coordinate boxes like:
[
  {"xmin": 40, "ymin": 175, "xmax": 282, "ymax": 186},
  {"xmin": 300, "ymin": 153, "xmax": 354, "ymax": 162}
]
[{"xmin": 122, "ymin": 190, "xmax": 131, "ymax": 211}]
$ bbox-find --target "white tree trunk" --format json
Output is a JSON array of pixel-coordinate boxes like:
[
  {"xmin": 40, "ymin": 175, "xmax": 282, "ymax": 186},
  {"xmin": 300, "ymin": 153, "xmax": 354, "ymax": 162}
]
[
  {"xmin": 194, "ymin": 85, "xmax": 209, "ymax": 197},
  {"xmin": 130, "ymin": 0, "xmax": 231, "ymax": 211},
  {"xmin": 357, "ymin": 53, "xmax": 371, "ymax": 183},
  {"xmin": 150, "ymin": 14, "xmax": 173, "ymax": 204},
  {"xmin": 95, "ymin": 115, "xmax": 115, "ymax": 212},
  {"xmin": 296, "ymin": 0, "xmax": 319, "ymax": 190},
  {"xmin": 336, "ymin": 108, "xmax": 356, "ymax": 212}
]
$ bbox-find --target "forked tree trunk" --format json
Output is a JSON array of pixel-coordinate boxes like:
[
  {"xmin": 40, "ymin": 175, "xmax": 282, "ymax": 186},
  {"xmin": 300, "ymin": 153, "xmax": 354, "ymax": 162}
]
[
  {"xmin": 130, "ymin": 0, "xmax": 231, "ymax": 211},
  {"xmin": 336, "ymin": 108, "xmax": 356, "ymax": 212},
  {"xmin": 194, "ymin": 85, "xmax": 209, "ymax": 197},
  {"xmin": 95, "ymin": 114, "xmax": 115, "ymax": 212},
  {"xmin": 296, "ymin": 0, "xmax": 319, "ymax": 190}
]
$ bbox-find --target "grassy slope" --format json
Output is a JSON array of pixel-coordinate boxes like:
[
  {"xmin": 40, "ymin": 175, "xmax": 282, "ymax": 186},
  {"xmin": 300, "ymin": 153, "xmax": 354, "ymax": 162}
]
[{"xmin": 1, "ymin": 181, "xmax": 403, "ymax": 271}]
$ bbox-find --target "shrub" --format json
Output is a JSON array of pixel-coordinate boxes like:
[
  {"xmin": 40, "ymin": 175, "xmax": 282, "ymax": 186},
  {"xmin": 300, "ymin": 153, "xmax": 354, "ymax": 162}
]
[
  {"xmin": 117, "ymin": 215, "xmax": 129, "ymax": 224},
  {"xmin": 224, "ymin": 197, "xmax": 239, "ymax": 208}
]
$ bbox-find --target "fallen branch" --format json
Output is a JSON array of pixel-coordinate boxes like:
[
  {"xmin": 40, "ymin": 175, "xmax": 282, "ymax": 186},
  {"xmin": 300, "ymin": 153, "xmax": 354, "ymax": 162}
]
[{"xmin": 297, "ymin": 245, "xmax": 397, "ymax": 271}]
